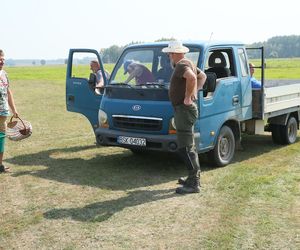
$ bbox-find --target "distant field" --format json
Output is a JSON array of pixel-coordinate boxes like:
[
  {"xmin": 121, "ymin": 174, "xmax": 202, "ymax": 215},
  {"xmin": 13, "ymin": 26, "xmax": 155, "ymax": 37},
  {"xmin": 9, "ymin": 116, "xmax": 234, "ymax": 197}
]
[
  {"xmin": 1, "ymin": 59, "xmax": 299, "ymax": 249},
  {"xmin": 250, "ymin": 57, "xmax": 300, "ymax": 79},
  {"xmin": 6, "ymin": 58, "xmax": 300, "ymax": 82},
  {"xmin": 6, "ymin": 64, "xmax": 115, "ymax": 82}
]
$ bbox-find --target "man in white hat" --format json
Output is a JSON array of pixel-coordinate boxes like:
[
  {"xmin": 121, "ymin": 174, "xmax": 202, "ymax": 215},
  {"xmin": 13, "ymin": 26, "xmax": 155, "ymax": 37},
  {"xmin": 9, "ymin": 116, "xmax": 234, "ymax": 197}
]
[{"xmin": 162, "ymin": 41, "xmax": 206, "ymax": 194}]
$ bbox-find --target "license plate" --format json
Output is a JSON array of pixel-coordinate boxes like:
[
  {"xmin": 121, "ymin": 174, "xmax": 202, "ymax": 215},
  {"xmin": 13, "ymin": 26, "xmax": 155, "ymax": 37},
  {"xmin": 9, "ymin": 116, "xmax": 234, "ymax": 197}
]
[{"xmin": 117, "ymin": 136, "xmax": 146, "ymax": 146}]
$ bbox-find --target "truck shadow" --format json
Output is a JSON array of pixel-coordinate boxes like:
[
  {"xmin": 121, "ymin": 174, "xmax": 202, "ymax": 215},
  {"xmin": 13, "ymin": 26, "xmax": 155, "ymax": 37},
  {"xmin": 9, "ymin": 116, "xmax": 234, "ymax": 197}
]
[
  {"xmin": 42, "ymin": 135, "xmax": 296, "ymax": 223},
  {"xmin": 7, "ymin": 134, "xmax": 296, "ymax": 223},
  {"xmin": 230, "ymin": 134, "xmax": 295, "ymax": 165},
  {"xmin": 7, "ymin": 145, "xmax": 187, "ymax": 190},
  {"xmin": 6, "ymin": 134, "xmax": 292, "ymax": 190}
]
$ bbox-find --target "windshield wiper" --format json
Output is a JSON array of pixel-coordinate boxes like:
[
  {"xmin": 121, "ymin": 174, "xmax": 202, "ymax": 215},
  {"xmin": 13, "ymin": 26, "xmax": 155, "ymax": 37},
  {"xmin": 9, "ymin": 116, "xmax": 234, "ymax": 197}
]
[{"xmin": 138, "ymin": 82, "xmax": 168, "ymax": 88}]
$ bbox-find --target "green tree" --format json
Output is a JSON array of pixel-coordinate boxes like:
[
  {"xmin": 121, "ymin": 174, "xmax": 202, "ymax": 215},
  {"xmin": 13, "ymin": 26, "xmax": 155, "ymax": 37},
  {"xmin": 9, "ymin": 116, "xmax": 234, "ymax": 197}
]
[
  {"xmin": 248, "ymin": 35, "xmax": 300, "ymax": 58},
  {"xmin": 101, "ymin": 45, "xmax": 124, "ymax": 63}
]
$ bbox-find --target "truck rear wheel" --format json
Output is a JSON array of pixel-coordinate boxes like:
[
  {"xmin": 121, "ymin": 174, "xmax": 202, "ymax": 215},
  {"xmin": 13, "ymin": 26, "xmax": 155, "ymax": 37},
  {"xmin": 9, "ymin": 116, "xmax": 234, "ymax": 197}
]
[
  {"xmin": 209, "ymin": 125, "xmax": 235, "ymax": 167},
  {"xmin": 281, "ymin": 116, "xmax": 298, "ymax": 144}
]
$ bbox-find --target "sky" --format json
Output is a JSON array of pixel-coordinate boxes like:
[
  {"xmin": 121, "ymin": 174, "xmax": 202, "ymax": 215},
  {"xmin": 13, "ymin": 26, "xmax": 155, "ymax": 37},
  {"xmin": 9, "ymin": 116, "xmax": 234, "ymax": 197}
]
[{"xmin": 1, "ymin": 0, "xmax": 299, "ymax": 59}]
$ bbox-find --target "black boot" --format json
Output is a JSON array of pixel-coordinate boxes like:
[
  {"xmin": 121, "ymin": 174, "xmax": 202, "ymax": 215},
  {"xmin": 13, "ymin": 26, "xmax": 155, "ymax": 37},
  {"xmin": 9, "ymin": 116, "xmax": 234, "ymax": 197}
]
[
  {"xmin": 178, "ymin": 177, "xmax": 187, "ymax": 185},
  {"xmin": 176, "ymin": 147, "xmax": 201, "ymax": 194},
  {"xmin": 176, "ymin": 170, "xmax": 200, "ymax": 194},
  {"xmin": 178, "ymin": 174, "xmax": 201, "ymax": 186}
]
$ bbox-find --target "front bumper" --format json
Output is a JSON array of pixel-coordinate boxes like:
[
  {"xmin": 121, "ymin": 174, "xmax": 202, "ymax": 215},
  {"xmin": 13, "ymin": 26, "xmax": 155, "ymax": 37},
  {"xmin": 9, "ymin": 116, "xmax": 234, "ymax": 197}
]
[
  {"xmin": 95, "ymin": 127, "xmax": 200, "ymax": 152},
  {"xmin": 95, "ymin": 128, "xmax": 178, "ymax": 152}
]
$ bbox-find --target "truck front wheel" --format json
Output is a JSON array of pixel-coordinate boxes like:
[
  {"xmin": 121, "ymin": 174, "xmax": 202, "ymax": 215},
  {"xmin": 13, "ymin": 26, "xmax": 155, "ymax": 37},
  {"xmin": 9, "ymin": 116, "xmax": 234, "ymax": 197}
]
[{"xmin": 209, "ymin": 125, "xmax": 235, "ymax": 167}]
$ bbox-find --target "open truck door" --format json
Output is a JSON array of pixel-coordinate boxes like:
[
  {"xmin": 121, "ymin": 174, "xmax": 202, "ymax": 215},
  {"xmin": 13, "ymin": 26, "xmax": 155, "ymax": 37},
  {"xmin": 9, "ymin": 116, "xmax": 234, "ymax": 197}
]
[{"xmin": 66, "ymin": 49, "xmax": 108, "ymax": 130}]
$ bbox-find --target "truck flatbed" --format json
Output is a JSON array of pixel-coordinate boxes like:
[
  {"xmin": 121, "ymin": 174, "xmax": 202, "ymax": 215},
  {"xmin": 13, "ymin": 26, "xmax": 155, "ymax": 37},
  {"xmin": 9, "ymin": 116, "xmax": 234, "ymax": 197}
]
[{"xmin": 264, "ymin": 82, "xmax": 300, "ymax": 115}]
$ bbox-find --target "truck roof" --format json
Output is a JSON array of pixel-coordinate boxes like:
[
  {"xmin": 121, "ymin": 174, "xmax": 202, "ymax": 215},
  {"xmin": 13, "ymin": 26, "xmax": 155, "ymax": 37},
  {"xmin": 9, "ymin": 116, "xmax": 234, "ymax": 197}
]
[{"xmin": 125, "ymin": 40, "xmax": 245, "ymax": 51}]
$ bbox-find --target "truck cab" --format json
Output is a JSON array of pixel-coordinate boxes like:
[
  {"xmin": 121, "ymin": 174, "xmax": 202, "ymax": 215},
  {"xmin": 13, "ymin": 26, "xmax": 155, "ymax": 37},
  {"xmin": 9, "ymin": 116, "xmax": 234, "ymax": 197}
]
[{"xmin": 66, "ymin": 41, "xmax": 299, "ymax": 167}]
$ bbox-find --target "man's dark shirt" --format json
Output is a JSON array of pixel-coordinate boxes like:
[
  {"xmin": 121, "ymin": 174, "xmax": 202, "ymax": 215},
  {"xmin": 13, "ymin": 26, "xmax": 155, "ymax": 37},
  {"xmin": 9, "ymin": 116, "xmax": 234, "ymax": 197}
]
[{"xmin": 169, "ymin": 58, "xmax": 197, "ymax": 106}]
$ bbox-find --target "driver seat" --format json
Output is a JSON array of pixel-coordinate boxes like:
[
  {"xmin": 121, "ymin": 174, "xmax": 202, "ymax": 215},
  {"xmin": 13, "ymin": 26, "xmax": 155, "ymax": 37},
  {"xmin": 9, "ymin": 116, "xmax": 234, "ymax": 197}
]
[{"xmin": 206, "ymin": 51, "xmax": 231, "ymax": 78}]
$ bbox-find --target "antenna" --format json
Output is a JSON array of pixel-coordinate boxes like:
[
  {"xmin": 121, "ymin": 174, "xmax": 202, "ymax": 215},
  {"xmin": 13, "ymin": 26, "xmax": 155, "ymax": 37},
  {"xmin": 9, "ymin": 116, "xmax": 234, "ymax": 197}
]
[{"xmin": 208, "ymin": 32, "xmax": 214, "ymax": 43}]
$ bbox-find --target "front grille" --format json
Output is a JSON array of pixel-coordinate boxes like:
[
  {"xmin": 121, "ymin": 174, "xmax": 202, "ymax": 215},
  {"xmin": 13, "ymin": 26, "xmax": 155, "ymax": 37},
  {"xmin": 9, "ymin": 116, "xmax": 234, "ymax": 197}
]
[{"xmin": 112, "ymin": 115, "xmax": 162, "ymax": 131}]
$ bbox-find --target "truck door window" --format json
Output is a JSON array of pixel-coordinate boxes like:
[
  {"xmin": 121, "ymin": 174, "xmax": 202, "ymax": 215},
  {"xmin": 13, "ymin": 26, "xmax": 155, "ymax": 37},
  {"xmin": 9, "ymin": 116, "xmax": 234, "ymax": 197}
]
[
  {"xmin": 205, "ymin": 49, "xmax": 235, "ymax": 78},
  {"xmin": 70, "ymin": 52, "xmax": 109, "ymax": 95},
  {"xmin": 71, "ymin": 52, "xmax": 99, "ymax": 79},
  {"xmin": 185, "ymin": 51, "xmax": 199, "ymax": 65},
  {"xmin": 238, "ymin": 48, "xmax": 249, "ymax": 77}
]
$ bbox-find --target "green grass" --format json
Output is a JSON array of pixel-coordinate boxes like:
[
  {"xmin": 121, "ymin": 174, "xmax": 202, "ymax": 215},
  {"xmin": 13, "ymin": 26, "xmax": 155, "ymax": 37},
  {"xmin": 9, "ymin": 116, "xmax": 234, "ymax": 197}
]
[
  {"xmin": 250, "ymin": 58, "xmax": 300, "ymax": 79},
  {"xmin": 0, "ymin": 60, "xmax": 299, "ymax": 249}
]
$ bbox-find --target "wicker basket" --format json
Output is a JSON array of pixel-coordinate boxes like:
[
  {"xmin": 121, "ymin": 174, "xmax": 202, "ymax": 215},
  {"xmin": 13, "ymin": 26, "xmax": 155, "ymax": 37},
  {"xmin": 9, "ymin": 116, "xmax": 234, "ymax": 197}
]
[{"xmin": 6, "ymin": 116, "xmax": 32, "ymax": 141}]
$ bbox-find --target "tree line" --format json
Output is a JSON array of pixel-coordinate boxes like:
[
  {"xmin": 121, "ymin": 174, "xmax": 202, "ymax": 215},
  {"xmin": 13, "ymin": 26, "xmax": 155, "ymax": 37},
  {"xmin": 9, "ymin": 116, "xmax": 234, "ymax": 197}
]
[
  {"xmin": 247, "ymin": 35, "xmax": 300, "ymax": 59},
  {"xmin": 100, "ymin": 35, "xmax": 300, "ymax": 63},
  {"xmin": 99, "ymin": 38, "xmax": 174, "ymax": 63}
]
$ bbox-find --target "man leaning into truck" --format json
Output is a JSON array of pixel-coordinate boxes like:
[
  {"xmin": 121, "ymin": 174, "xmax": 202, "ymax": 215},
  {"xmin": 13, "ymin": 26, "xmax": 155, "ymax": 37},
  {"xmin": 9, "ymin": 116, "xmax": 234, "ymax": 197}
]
[{"xmin": 162, "ymin": 41, "xmax": 206, "ymax": 194}]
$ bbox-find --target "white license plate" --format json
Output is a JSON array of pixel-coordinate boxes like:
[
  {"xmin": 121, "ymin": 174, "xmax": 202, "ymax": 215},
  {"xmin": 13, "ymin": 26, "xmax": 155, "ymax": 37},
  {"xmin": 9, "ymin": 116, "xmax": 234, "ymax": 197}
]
[{"xmin": 117, "ymin": 136, "xmax": 146, "ymax": 146}]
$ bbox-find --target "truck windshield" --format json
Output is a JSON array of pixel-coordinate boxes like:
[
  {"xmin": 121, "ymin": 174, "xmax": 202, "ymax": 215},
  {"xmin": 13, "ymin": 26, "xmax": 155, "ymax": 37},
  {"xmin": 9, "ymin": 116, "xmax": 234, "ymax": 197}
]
[{"xmin": 109, "ymin": 46, "xmax": 200, "ymax": 87}]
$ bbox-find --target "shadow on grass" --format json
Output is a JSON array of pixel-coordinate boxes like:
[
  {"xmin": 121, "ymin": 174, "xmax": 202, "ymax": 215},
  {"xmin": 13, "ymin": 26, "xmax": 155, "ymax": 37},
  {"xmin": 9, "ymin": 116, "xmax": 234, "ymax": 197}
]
[
  {"xmin": 231, "ymin": 133, "xmax": 291, "ymax": 164},
  {"xmin": 6, "ymin": 145, "xmax": 194, "ymax": 190},
  {"xmin": 42, "ymin": 135, "xmax": 293, "ymax": 223},
  {"xmin": 44, "ymin": 188, "xmax": 176, "ymax": 222},
  {"xmin": 7, "ymin": 134, "xmax": 295, "ymax": 223},
  {"xmin": 6, "ymin": 133, "xmax": 290, "ymax": 190}
]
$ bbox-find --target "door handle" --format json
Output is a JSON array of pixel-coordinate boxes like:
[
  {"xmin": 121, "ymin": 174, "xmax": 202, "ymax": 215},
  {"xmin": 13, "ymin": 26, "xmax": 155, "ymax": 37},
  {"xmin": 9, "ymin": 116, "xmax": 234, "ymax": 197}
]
[
  {"xmin": 68, "ymin": 95, "xmax": 75, "ymax": 102},
  {"xmin": 232, "ymin": 96, "xmax": 239, "ymax": 105}
]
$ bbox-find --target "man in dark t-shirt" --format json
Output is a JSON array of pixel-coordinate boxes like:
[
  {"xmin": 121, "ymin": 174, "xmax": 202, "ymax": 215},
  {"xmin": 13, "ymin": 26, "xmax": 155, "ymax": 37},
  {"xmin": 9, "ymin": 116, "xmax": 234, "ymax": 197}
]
[{"xmin": 162, "ymin": 41, "xmax": 206, "ymax": 194}]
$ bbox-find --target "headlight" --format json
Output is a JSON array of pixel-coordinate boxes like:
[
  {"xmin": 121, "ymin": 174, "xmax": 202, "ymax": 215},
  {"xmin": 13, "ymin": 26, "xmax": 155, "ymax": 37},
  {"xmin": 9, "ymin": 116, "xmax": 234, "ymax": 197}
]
[
  {"xmin": 171, "ymin": 117, "xmax": 176, "ymax": 129},
  {"xmin": 169, "ymin": 117, "xmax": 176, "ymax": 134},
  {"xmin": 98, "ymin": 109, "xmax": 108, "ymax": 128}
]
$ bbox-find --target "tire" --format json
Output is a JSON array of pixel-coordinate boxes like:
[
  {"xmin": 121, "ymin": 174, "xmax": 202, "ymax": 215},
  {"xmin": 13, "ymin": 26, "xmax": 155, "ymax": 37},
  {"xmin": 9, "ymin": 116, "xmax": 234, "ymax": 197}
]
[
  {"xmin": 280, "ymin": 116, "xmax": 298, "ymax": 144},
  {"xmin": 209, "ymin": 125, "xmax": 235, "ymax": 167}
]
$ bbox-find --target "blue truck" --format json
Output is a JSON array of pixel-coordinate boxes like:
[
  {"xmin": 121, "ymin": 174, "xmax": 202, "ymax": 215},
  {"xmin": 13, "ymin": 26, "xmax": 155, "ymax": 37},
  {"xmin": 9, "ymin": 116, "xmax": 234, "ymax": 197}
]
[{"xmin": 66, "ymin": 41, "xmax": 300, "ymax": 166}]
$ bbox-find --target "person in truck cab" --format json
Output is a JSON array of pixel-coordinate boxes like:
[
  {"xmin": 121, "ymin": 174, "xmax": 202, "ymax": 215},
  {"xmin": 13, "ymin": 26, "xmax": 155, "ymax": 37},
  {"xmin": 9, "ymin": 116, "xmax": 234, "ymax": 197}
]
[
  {"xmin": 156, "ymin": 55, "xmax": 173, "ymax": 83},
  {"xmin": 162, "ymin": 41, "xmax": 207, "ymax": 194},
  {"xmin": 123, "ymin": 60, "xmax": 155, "ymax": 85},
  {"xmin": 90, "ymin": 60, "xmax": 110, "ymax": 93},
  {"xmin": 249, "ymin": 63, "xmax": 261, "ymax": 89}
]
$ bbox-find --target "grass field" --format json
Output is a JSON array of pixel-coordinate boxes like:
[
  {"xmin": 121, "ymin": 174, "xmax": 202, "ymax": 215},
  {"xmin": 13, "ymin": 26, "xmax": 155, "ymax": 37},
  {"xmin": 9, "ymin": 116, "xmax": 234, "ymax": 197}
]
[{"xmin": 0, "ymin": 60, "xmax": 299, "ymax": 249}]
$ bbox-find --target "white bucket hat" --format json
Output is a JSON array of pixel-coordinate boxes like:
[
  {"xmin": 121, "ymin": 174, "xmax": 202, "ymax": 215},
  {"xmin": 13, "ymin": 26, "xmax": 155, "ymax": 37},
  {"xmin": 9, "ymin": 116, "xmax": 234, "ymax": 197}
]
[{"xmin": 162, "ymin": 41, "xmax": 189, "ymax": 54}]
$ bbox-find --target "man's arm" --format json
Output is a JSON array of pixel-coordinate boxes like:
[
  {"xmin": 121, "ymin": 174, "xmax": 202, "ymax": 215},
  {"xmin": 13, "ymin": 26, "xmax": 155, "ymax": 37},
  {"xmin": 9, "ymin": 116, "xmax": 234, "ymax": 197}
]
[
  {"xmin": 196, "ymin": 68, "xmax": 207, "ymax": 90},
  {"xmin": 124, "ymin": 64, "xmax": 142, "ymax": 84},
  {"xmin": 124, "ymin": 73, "xmax": 135, "ymax": 84},
  {"xmin": 183, "ymin": 68, "xmax": 197, "ymax": 105},
  {"xmin": 95, "ymin": 71, "xmax": 104, "ymax": 88},
  {"xmin": 7, "ymin": 88, "xmax": 18, "ymax": 117}
]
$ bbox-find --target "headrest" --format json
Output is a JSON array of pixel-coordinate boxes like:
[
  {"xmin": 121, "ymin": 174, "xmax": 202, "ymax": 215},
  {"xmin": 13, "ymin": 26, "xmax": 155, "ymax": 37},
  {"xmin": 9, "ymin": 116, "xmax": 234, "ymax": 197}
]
[{"xmin": 208, "ymin": 51, "xmax": 226, "ymax": 68}]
